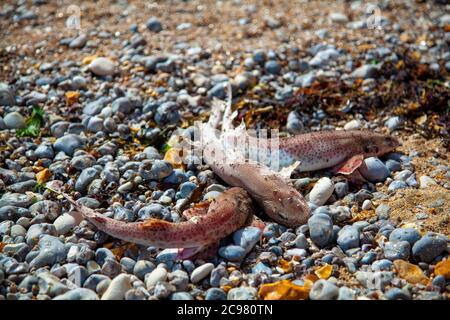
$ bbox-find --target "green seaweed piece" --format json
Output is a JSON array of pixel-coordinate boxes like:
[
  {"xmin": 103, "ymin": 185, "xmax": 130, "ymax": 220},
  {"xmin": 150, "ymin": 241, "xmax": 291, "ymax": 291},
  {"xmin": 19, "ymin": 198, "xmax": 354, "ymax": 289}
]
[{"xmin": 16, "ymin": 106, "xmax": 45, "ymax": 138}]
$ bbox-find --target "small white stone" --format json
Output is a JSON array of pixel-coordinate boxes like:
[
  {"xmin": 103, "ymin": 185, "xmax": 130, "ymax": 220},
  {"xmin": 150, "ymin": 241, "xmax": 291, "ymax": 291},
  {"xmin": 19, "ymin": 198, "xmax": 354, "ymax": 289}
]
[
  {"xmin": 190, "ymin": 263, "xmax": 214, "ymax": 283},
  {"xmin": 419, "ymin": 175, "xmax": 437, "ymax": 188},
  {"xmin": 88, "ymin": 57, "xmax": 116, "ymax": 76},
  {"xmin": 101, "ymin": 274, "xmax": 132, "ymax": 300},
  {"xmin": 145, "ymin": 267, "xmax": 168, "ymax": 289},
  {"xmin": 344, "ymin": 119, "xmax": 361, "ymax": 130},
  {"xmin": 53, "ymin": 211, "xmax": 83, "ymax": 235},
  {"xmin": 308, "ymin": 177, "xmax": 335, "ymax": 206},
  {"xmin": 361, "ymin": 199, "xmax": 372, "ymax": 210},
  {"xmin": 329, "ymin": 12, "xmax": 349, "ymax": 23}
]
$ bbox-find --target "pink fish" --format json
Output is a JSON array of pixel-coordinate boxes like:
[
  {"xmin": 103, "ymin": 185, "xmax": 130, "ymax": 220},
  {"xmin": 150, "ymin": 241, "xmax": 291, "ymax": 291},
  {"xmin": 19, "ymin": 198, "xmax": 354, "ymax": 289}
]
[{"xmin": 52, "ymin": 187, "xmax": 254, "ymax": 259}]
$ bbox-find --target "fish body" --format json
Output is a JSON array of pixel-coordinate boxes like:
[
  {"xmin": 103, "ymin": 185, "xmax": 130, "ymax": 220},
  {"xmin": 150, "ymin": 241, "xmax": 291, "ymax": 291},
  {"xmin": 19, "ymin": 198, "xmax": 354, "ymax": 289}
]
[
  {"xmin": 199, "ymin": 95, "xmax": 310, "ymax": 227},
  {"xmin": 246, "ymin": 130, "xmax": 400, "ymax": 173},
  {"xmin": 278, "ymin": 130, "xmax": 400, "ymax": 172},
  {"xmin": 59, "ymin": 187, "xmax": 254, "ymax": 248}
]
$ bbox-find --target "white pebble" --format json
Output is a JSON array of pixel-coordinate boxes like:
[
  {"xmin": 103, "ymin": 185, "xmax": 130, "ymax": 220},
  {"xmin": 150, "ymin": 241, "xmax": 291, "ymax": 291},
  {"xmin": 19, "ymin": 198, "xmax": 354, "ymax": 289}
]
[
  {"xmin": 145, "ymin": 267, "xmax": 168, "ymax": 289},
  {"xmin": 344, "ymin": 119, "xmax": 361, "ymax": 130},
  {"xmin": 308, "ymin": 177, "xmax": 335, "ymax": 206},
  {"xmin": 101, "ymin": 274, "xmax": 132, "ymax": 300},
  {"xmin": 419, "ymin": 175, "xmax": 437, "ymax": 188},
  {"xmin": 190, "ymin": 263, "xmax": 214, "ymax": 283},
  {"xmin": 361, "ymin": 199, "xmax": 372, "ymax": 210},
  {"xmin": 88, "ymin": 57, "xmax": 116, "ymax": 76},
  {"xmin": 53, "ymin": 211, "xmax": 83, "ymax": 235}
]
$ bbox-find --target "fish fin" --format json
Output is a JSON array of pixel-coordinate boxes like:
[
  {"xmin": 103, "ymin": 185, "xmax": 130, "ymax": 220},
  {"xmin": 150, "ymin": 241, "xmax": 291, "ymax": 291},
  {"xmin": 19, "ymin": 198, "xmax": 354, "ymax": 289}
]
[
  {"xmin": 347, "ymin": 169, "xmax": 368, "ymax": 186},
  {"xmin": 175, "ymin": 243, "xmax": 220, "ymax": 260},
  {"xmin": 209, "ymin": 97, "xmax": 226, "ymax": 129},
  {"xmin": 139, "ymin": 219, "xmax": 171, "ymax": 230},
  {"xmin": 333, "ymin": 154, "xmax": 364, "ymax": 175},
  {"xmin": 221, "ymin": 82, "xmax": 234, "ymax": 132},
  {"xmin": 278, "ymin": 161, "xmax": 301, "ymax": 180}
]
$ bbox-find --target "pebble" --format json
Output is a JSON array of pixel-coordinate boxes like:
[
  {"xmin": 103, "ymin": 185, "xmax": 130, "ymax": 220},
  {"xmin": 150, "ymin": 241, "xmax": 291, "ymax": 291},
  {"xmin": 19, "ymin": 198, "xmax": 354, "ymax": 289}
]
[
  {"xmin": 308, "ymin": 213, "xmax": 334, "ymax": 248},
  {"xmin": 88, "ymin": 57, "xmax": 116, "ymax": 76},
  {"xmin": 359, "ymin": 157, "xmax": 390, "ymax": 183},
  {"xmin": 35, "ymin": 144, "xmax": 54, "ymax": 159},
  {"xmin": 168, "ymin": 270, "xmax": 189, "ymax": 292},
  {"xmin": 337, "ymin": 286, "xmax": 356, "ymax": 300},
  {"xmin": 146, "ymin": 17, "xmax": 163, "ymax": 32},
  {"xmin": 95, "ymin": 248, "xmax": 115, "ymax": 265},
  {"xmin": 431, "ymin": 275, "xmax": 446, "ymax": 289},
  {"xmin": 375, "ymin": 204, "xmax": 391, "ymax": 220},
  {"xmin": 412, "ymin": 233, "xmax": 448, "ymax": 263},
  {"xmin": 69, "ymin": 34, "xmax": 87, "ymax": 49},
  {"xmin": 384, "ymin": 116, "xmax": 403, "ymax": 130},
  {"xmin": 252, "ymin": 262, "xmax": 272, "ymax": 274},
  {"xmin": 145, "ymin": 267, "xmax": 168, "ymax": 288},
  {"xmin": 264, "ymin": 60, "xmax": 281, "ymax": 75},
  {"xmin": 308, "ymin": 177, "xmax": 334, "ymax": 206},
  {"xmin": 219, "ymin": 245, "xmax": 247, "ymax": 262},
  {"xmin": 232, "ymin": 227, "xmax": 261, "ymax": 253},
  {"xmin": 329, "ymin": 12, "xmax": 348, "ymax": 23},
  {"xmin": 53, "ymin": 134, "xmax": 85, "ymax": 156},
  {"xmin": 0, "ymin": 193, "xmax": 34, "ymax": 208},
  {"xmin": 227, "ymin": 287, "xmax": 257, "ymax": 300},
  {"xmin": 205, "ymin": 288, "xmax": 227, "ymax": 300},
  {"xmin": 337, "ymin": 225, "xmax": 360, "ymax": 251},
  {"xmin": 26, "ymin": 223, "xmax": 57, "ymax": 246},
  {"xmin": 383, "ymin": 241, "xmax": 411, "ymax": 261},
  {"xmin": 101, "ymin": 274, "xmax": 132, "ymax": 300},
  {"xmin": 419, "ymin": 176, "xmax": 437, "ymax": 188},
  {"xmin": 75, "ymin": 168, "xmax": 99, "ymax": 193},
  {"xmin": 355, "ymin": 271, "xmax": 393, "ymax": 290},
  {"xmin": 388, "ymin": 180, "xmax": 408, "ymax": 192},
  {"xmin": 309, "ymin": 279, "xmax": 339, "ymax": 300},
  {"xmin": 3, "ymin": 112, "xmax": 26, "ymax": 129},
  {"xmin": 385, "ymin": 159, "xmax": 401, "ymax": 172},
  {"xmin": 133, "ymin": 260, "xmax": 156, "ymax": 281},
  {"xmin": 29, "ymin": 235, "xmax": 66, "ymax": 268},
  {"xmin": 344, "ymin": 119, "xmax": 361, "ymax": 130},
  {"xmin": 10, "ymin": 224, "xmax": 27, "ymax": 238},
  {"xmin": 351, "ymin": 64, "xmax": 378, "ymax": 79},
  {"xmin": 0, "ymin": 83, "xmax": 15, "ymax": 106},
  {"xmin": 286, "ymin": 111, "xmax": 304, "ymax": 135},
  {"xmin": 170, "ymin": 292, "xmax": 193, "ymax": 300},
  {"xmin": 389, "ymin": 228, "xmax": 421, "ymax": 246},
  {"xmin": 190, "ymin": 263, "xmax": 214, "ymax": 283},
  {"xmin": 54, "ymin": 288, "xmax": 98, "ymax": 300},
  {"xmin": 384, "ymin": 288, "xmax": 411, "ymax": 300}
]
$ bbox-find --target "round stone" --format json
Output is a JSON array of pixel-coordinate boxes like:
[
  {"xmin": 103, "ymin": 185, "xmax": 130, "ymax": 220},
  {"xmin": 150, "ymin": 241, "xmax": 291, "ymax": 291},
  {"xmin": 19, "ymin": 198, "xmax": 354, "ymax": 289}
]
[
  {"xmin": 308, "ymin": 177, "xmax": 334, "ymax": 206},
  {"xmin": 3, "ymin": 112, "xmax": 26, "ymax": 129},
  {"xmin": 101, "ymin": 274, "xmax": 132, "ymax": 300},
  {"xmin": 54, "ymin": 134, "xmax": 85, "ymax": 156},
  {"xmin": 359, "ymin": 157, "xmax": 390, "ymax": 183},
  {"xmin": 308, "ymin": 213, "xmax": 334, "ymax": 248},
  {"xmin": 190, "ymin": 263, "xmax": 214, "ymax": 283},
  {"xmin": 412, "ymin": 233, "xmax": 448, "ymax": 263},
  {"xmin": 88, "ymin": 57, "xmax": 116, "ymax": 76}
]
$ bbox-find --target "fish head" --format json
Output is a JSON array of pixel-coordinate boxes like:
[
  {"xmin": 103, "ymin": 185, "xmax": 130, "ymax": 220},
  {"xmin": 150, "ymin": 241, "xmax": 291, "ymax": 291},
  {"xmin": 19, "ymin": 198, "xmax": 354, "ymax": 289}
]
[
  {"xmin": 360, "ymin": 133, "xmax": 401, "ymax": 157},
  {"xmin": 261, "ymin": 188, "xmax": 310, "ymax": 227}
]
